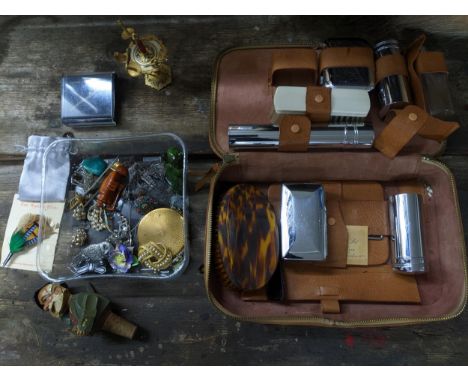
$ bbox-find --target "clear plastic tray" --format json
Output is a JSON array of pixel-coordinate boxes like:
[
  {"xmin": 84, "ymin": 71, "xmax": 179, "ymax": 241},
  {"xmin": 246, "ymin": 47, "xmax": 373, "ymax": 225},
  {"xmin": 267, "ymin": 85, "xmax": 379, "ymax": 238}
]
[{"xmin": 37, "ymin": 133, "xmax": 189, "ymax": 282}]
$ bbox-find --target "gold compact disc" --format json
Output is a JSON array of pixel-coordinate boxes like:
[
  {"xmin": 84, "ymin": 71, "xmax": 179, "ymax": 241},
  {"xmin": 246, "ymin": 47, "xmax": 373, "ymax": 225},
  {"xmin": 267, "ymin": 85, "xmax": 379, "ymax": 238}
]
[{"xmin": 137, "ymin": 208, "xmax": 184, "ymax": 255}]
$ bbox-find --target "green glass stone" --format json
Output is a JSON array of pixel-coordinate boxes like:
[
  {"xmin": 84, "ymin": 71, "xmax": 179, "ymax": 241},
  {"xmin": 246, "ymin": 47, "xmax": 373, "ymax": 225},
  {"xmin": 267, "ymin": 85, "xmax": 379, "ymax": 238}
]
[
  {"xmin": 165, "ymin": 147, "xmax": 183, "ymax": 168},
  {"xmin": 165, "ymin": 163, "xmax": 183, "ymax": 195},
  {"xmin": 164, "ymin": 147, "xmax": 183, "ymax": 194},
  {"xmin": 82, "ymin": 157, "xmax": 107, "ymax": 176},
  {"xmin": 131, "ymin": 255, "xmax": 140, "ymax": 267}
]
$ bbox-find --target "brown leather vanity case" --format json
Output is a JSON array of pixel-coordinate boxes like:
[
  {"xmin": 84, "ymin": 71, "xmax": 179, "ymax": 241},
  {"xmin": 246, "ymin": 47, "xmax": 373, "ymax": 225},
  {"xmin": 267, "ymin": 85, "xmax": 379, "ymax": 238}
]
[{"xmin": 203, "ymin": 37, "xmax": 467, "ymax": 327}]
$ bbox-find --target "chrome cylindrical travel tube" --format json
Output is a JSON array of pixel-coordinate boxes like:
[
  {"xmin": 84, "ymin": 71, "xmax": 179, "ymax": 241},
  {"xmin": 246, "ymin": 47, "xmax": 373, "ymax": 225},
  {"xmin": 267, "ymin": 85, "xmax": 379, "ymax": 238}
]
[
  {"xmin": 389, "ymin": 193, "xmax": 426, "ymax": 274},
  {"xmin": 374, "ymin": 40, "xmax": 412, "ymax": 116},
  {"xmin": 228, "ymin": 124, "xmax": 375, "ymax": 150}
]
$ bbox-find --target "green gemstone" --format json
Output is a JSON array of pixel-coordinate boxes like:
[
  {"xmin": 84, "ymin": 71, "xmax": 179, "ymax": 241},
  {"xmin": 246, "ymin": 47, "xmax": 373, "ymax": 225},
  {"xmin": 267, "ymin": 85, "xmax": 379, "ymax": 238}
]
[
  {"xmin": 165, "ymin": 163, "xmax": 183, "ymax": 195},
  {"xmin": 82, "ymin": 157, "xmax": 107, "ymax": 176},
  {"xmin": 131, "ymin": 255, "xmax": 140, "ymax": 267},
  {"xmin": 165, "ymin": 147, "xmax": 183, "ymax": 168}
]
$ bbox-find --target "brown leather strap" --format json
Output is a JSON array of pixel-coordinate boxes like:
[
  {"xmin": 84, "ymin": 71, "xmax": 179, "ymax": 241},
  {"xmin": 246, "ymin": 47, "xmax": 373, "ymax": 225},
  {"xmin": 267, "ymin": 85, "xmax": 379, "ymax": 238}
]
[
  {"xmin": 406, "ymin": 34, "xmax": 427, "ymax": 110},
  {"xmin": 278, "ymin": 115, "xmax": 311, "ymax": 152},
  {"xmin": 270, "ymin": 49, "xmax": 318, "ymax": 87},
  {"xmin": 419, "ymin": 113, "xmax": 459, "ymax": 141},
  {"xmin": 320, "ymin": 299, "xmax": 341, "ymax": 314},
  {"xmin": 306, "ymin": 86, "xmax": 331, "ymax": 122},
  {"xmin": 194, "ymin": 162, "xmax": 221, "ymax": 192},
  {"xmin": 374, "ymin": 105, "xmax": 428, "ymax": 158},
  {"xmin": 415, "ymin": 51, "xmax": 448, "ymax": 74},
  {"xmin": 319, "ymin": 287, "xmax": 341, "ymax": 314},
  {"xmin": 374, "ymin": 104, "xmax": 460, "ymax": 158},
  {"xmin": 321, "ymin": 200, "xmax": 348, "ymax": 269},
  {"xmin": 375, "ymin": 53, "xmax": 408, "ymax": 84},
  {"xmin": 319, "ymin": 46, "xmax": 374, "ymax": 72}
]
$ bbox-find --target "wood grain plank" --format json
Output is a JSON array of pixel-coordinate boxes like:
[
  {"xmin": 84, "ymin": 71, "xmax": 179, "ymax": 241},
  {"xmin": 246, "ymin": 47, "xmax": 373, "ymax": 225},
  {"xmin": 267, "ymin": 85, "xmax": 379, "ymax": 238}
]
[
  {"xmin": 0, "ymin": 16, "xmax": 467, "ymax": 155},
  {"xmin": 0, "ymin": 296, "xmax": 467, "ymax": 365},
  {"xmin": 1, "ymin": 15, "xmax": 468, "ymax": 365}
]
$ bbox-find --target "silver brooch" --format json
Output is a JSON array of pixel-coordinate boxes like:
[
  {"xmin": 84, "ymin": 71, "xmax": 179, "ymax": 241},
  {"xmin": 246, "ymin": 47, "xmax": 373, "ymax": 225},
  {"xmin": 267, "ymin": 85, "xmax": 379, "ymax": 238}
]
[{"xmin": 70, "ymin": 242, "xmax": 111, "ymax": 275}]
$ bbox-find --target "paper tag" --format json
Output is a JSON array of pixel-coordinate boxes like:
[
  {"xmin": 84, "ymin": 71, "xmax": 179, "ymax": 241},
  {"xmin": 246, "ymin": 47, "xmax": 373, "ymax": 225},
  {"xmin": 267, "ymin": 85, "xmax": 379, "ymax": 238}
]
[{"xmin": 346, "ymin": 225, "xmax": 368, "ymax": 266}]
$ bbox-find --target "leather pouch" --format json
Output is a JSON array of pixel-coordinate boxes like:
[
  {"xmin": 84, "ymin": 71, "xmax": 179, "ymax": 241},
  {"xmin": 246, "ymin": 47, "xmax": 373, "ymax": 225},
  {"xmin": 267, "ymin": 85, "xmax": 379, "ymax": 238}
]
[
  {"xmin": 243, "ymin": 265, "xmax": 420, "ymax": 314},
  {"xmin": 205, "ymin": 45, "xmax": 467, "ymax": 326},
  {"xmin": 374, "ymin": 35, "xmax": 460, "ymax": 158}
]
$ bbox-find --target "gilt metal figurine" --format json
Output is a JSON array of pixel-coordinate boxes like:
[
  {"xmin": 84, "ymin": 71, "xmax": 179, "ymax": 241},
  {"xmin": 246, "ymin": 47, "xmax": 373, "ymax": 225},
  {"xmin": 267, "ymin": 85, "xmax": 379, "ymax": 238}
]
[{"xmin": 114, "ymin": 20, "xmax": 172, "ymax": 90}]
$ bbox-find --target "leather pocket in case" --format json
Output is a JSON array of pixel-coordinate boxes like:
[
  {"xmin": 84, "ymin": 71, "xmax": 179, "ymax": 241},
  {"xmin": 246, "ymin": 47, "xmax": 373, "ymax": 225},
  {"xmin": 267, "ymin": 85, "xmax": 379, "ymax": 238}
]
[{"xmin": 269, "ymin": 49, "xmax": 318, "ymax": 87}]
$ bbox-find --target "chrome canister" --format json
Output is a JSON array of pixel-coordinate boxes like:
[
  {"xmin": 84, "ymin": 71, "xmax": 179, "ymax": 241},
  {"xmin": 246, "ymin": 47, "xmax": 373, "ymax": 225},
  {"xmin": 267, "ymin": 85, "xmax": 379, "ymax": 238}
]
[
  {"xmin": 374, "ymin": 40, "xmax": 412, "ymax": 116},
  {"xmin": 389, "ymin": 193, "xmax": 426, "ymax": 274}
]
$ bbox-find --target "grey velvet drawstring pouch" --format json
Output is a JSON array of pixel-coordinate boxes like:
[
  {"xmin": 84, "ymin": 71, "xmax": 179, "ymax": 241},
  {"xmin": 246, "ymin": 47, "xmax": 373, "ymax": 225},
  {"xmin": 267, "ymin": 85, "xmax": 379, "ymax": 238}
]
[{"xmin": 18, "ymin": 135, "xmax": 70, "ymax": 202}]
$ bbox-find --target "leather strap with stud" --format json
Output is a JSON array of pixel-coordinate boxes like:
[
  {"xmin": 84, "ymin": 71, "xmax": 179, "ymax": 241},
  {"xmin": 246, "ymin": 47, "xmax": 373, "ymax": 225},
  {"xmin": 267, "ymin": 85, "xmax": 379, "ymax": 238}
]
[
  {"xmin": 278, "ymin": 115, "xmax": 311, "ymax": 152},
  {"xmin": 373, "ymin": 105, "xmax": 459, "ymax": 158}
]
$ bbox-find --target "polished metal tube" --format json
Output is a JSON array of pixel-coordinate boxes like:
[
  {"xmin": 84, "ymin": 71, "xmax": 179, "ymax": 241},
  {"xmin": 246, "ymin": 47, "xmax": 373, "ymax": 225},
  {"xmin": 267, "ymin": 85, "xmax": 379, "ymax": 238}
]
[
  {"xmin": 374, "ymin": 40, "xmax": 412, "ymax": 116},
  {"xmin": 228, "ymin": 124, "xmax": 375, "ymax": 150},
  {"xmin": 389, "ymin": 193, "xmax": 426, "ymax": 274}
]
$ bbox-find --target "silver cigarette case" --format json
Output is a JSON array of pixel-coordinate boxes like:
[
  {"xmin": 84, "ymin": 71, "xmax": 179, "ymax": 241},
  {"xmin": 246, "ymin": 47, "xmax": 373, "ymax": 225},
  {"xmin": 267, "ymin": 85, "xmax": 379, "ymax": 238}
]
[
  {"xmin": 61, "ymin": 73, "xmax": 116, "ymax": 127},
  {"xmin": 280, "ymin": 184, "xmax": 327, "ymax": 261}
]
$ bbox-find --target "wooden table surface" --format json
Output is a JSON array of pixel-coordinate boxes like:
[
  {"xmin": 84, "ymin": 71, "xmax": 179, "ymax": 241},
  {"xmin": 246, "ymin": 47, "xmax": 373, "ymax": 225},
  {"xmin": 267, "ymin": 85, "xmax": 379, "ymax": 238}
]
[{"xmin": 0, "ymin": 15, "xmax": 467, "ymax": 365}]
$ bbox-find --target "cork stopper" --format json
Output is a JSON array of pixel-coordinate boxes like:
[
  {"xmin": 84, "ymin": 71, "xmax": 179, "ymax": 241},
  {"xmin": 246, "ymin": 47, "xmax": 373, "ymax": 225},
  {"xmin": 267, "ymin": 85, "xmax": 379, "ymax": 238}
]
[{"xmin": 101, "ymin": 311, "xmax": 138, "ymax": 339}]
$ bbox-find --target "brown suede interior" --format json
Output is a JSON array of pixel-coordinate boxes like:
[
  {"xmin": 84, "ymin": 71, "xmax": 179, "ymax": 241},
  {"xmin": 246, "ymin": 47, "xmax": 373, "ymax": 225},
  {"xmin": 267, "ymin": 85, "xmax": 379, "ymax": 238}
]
[
  {"xmin": 206, "ymin": 47, "xmax": 467, "ymax": 324},
  {"xmin": 207, "ymin": 155, "xmax": 466, "ymax": 323}
]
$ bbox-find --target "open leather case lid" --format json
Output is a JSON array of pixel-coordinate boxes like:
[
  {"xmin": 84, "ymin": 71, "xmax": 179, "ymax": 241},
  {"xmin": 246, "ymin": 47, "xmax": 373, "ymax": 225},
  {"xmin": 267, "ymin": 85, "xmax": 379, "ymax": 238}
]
[
  {"xmin": 205, "ymin": 46, "xmax": 467, "ymax": 326},
  {"xmin": 210, "ymin": 46, "xmax": 452, "ymax": 158}
]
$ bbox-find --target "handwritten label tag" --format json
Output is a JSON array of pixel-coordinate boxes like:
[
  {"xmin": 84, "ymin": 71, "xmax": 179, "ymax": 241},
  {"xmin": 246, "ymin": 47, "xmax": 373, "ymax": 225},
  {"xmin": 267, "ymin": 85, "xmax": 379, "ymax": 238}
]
[{"xmin": 346, "ymin": 225, "xmax": 368, "ymax": 266}]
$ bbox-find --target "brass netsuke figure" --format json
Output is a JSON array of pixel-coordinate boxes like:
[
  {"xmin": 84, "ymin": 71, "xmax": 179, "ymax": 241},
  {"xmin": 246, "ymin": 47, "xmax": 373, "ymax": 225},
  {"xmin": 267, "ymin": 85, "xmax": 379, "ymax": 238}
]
[{"xmin": 114, "ymin": 20, "xmax": 172, "ymax": 90}]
